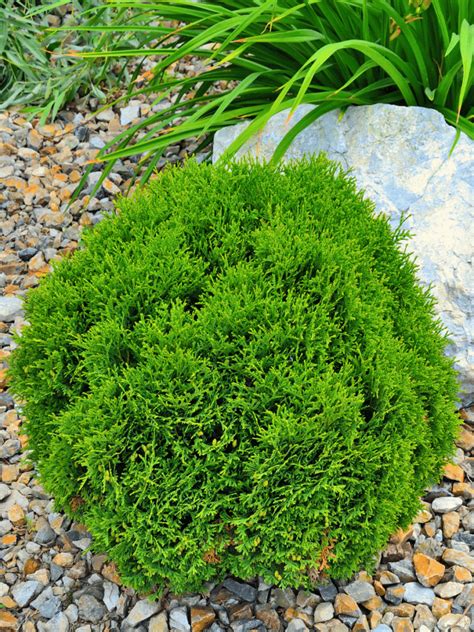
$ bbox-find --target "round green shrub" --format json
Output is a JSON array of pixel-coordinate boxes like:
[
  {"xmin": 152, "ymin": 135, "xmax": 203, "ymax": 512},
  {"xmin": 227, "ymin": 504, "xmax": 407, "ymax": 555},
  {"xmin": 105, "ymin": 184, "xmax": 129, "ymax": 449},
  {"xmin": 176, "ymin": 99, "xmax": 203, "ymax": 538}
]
[{"xmin": 10, "ymin": 157, "xmax": 459, "ymax": 594}]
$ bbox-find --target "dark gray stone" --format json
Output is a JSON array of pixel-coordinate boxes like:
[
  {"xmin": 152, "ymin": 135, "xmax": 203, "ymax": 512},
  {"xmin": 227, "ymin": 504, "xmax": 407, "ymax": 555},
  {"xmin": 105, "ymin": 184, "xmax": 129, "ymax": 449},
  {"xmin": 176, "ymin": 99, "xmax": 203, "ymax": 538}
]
[{"xmin": 223, "ymin": 579, "xmax": 257, "ymax": 603}]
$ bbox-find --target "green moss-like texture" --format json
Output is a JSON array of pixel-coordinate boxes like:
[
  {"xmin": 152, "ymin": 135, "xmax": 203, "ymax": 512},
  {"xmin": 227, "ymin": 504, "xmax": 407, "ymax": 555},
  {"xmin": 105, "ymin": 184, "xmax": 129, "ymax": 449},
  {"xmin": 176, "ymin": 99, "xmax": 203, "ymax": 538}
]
[{"xmin": 10, "ymin": 157, "xmax": 459, "ymax": 593}]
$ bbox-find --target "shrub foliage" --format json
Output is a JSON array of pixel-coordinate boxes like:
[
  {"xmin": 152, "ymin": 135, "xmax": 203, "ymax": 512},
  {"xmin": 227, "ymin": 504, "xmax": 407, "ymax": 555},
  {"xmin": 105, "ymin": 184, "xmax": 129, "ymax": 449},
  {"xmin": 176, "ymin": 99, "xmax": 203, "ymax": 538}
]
[{"xmin": 10, "ymin": 158, "xmax": 459, "ymax": 593}]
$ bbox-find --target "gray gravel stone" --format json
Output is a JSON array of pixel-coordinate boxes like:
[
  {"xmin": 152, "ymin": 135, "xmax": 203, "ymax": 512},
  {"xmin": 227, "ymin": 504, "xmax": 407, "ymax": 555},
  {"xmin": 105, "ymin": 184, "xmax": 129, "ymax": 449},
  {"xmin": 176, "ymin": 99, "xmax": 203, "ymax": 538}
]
[
  {"xmin": 37, "ymin": 612, "xmax": 70, "ymax": 632},
  {"xmin": 39, "ymin": 595, "xmax": 63, "ymax": 618},
  {"xmin": 286, "ymin": 620, "xmax": 308, "ymax": 632},
  {"xmin": 0, "ymin": 295, "xmax": 23, "ymax": 322},
  {"xmin": 0, "ymin": 439, "xmax": 20, "ymax": 458},
  {"xmin": 76, "ymin": 593, "xmax": 107, "ymax": 623},
  {"xmin": 314, "ymin": 601, "xmax": 334, "ymax": 623},
  {"xmin": 34, "ymin": 522, "xmax": 56, "ymax": 545},
  {"xmin": 126, "ymin": 598, "xmax": 161, "ymax": 626},
  {"xmin": 12, "ymin": 579, "xmax": 42, "ymax": 607},
  {"xmin": 403, "ymin": 582, "xmax": 435, "ymax": 605},
  {"xmin": 317, "ymin": 581, "xmax": 338, "ymax": 602},
  {"xmin": 89, "ymin": 135, "xmax": 105, "ymax": 149},
  {"xmin": 0, "ymin": 520, "xmax": 12, "ymax": 535},
  {"xmin": 169, "ymin": 606, "xmax": 190, "ymax": 632},
  {"xmin": 388, "ymin": 559, "xmax": 416, "ymax": 582},
  {"xmin": 223, "ymin": 578, "xmax": 257, "ymax": 602},
  {"xmin": 0, "ymin": 484, "xmax": 10, "ymax": 501},
  {"xmin": 103, "ymin": 580, "xmax": 121, "ymax": 611},
  {"xmin": 343, "ymin": 580, "xmax": 375, "ymax": 603},
  {"xmin": 120, "ymin": 105, "xmax": 140, "ymax": 125},
  {"xmin": 431, "ymin": 497, "xmax": 463, "ymax": 513},
  {"xmin": 434, "ymin": 581, "xmax": 464, "ymax": 598}
]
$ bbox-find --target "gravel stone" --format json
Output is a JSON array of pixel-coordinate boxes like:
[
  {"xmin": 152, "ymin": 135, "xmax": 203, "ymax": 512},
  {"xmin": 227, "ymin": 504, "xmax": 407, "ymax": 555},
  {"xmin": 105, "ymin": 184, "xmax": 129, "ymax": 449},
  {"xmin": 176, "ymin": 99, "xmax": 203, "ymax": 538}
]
[
  {"xmin": 169, "ymin": 606, "xmax": 190, "ymax": 632},
  {"xmin": 313, "ymin": 602, "xmax": 334, "ymax": 623},
  {"xmin": 317, "ymin": 581, "xmax": 338, "ymax": 602},
  {"xmin": 403, "ymin": 583, "xmax": 435, "ymax": 606},
  {"xmin": 0, "ymin": 296, "xmax": 23, "ymax": 322},
  {"xmin": 433, "ymin": 581, "xmax": 463, "ymax": 598},
  {"xmin": 12, "ymin": 580, "xmax": 42, "ymax": 607},
  {"xmin": 103, "ymin": 580, "xmax": 121, "ymax": 611},
  {"xmin": 388, "ymin": 560, "xmax": 416, "ymax": 582},
  {"xmin": 120, "ymin": 105, "xmax": 140, "ymax": 125},
  {"xmin": 431, "ymin": 497, "xmax": 463, "ymax": 513},
  {"xmin": 0, "ymin": 484, "xmax": 10, "ymax": 501},
  {"xmin": 286, "ymin": 619, "xmax": 308, "ymax": 632},
  {"xmin": 223, "ymin": 579, "xmax": 257, "ymax": 602},
  {"xmin": 343, "ymin": 581, "xmax": 375, "ymax": 603},
  {"xmin": 34, "ymin": 523, "xmax": 56, "ymax": 544},
  {"xmin": 126, "ymin": 599, "xmax": 161, "ymax": 626},
  {"xmin": 38, "ymin": 595, "xmax": 63, "ymax": 618},
  {"xmin": 76, "ymin": 593, "xmax": 107, "ymax": 623}
]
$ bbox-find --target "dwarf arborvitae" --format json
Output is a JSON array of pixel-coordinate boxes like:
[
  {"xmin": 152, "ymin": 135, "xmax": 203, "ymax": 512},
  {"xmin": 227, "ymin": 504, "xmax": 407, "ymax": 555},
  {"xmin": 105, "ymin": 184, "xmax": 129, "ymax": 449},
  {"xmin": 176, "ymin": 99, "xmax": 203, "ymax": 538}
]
[{"xmin": 10, "ymin": 157, "xmax": 459, "ymax": 593}]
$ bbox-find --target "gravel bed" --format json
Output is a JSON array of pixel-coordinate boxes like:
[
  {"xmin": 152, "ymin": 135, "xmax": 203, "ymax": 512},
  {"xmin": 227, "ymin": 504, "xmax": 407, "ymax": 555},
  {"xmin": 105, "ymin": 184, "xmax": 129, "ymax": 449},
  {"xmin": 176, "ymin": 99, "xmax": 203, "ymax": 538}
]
[{"xmin": 0, "ymin": 103, "xmax": 473, "ymax": 632}]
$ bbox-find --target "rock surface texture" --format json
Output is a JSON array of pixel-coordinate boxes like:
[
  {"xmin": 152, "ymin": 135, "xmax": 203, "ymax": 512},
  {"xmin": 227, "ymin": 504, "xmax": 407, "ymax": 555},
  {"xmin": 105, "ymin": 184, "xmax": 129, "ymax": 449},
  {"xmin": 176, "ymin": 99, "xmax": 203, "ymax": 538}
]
[{"xmin": 213, "ymin": 104, "xmax": 474, "ymax": 405}]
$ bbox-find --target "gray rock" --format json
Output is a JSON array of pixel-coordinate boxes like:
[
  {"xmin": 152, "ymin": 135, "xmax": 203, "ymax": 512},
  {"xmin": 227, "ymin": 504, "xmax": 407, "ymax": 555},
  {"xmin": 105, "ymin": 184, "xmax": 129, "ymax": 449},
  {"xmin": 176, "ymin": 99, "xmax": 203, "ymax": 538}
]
[
  {"xmin": 388, "ymin": 559, "xmax": 416, "ymax": 582},
  {"xmin": 385, "ymin": 585, "xmax": 404, "ymax": 605},
  {"xmin": 431, "ymin": 497, "xmax": 463, "ymax": 513},
  {"xmin": 0, "ymin": 484, "xmax": 10, "ymax": 502},
  {"xmin": 89, "ymin": 135, "xmax": 105, "ymax": 150},
  {"xmin": 0, "ymin": 489, "xmax": 28, "ymax": 514},
  {"xmin": 415, "ymin": 537, "xmax": 445, "ymax": 560},
  {"xmin": 0, "ymin": 520, "xmax": 12, "ymax": 535},
  {"xmin": 286, "ymin": 620, "xmax": 308, "ymax": 632},
  {"xmin": 64, "ymin": 604, "xmax": 79, "ymax": 623},
  {"xmin": 271, "ymin": 587, "xmax": 296, "ymax": 608},
  {"xmin": 38, "ymin": 595, "xmax": 63, "ymax": 619},
  {"xmin": 313, "ymin": 601, "xmax": 334, "ymax": 623},
  {"xmin": 437, "ymin": 613, "xmax": 471, "ymax": 631},
  {"xmin": 34, "ymin": 523, "xmax": 56, "ymax": 545},
  {"xmin": 120, "ymin": 105, "xmax": 140, "ymax": 126},
  {"xmin": 37, "ymin": 612, "xmax": 70, "ymax": 632},
  {"xmin": 30, "ymin": 586, "xmax": 54, "ymax": 618},
  {"xmin": 372, "ymin": 626, "xmax": 391, "ymax": 632},
  {"xmin": 96, "ymin": 109, "xmax": 115, "ymax": 122},
  {"xmin": 75, "ymin": 126, "xmax": 89, "ymax": 142},
  {"xmin": 76, "ymin": 593, "xmax": 107, "ymax": 623},
  {"xmin": 317, "ymin": 581, "xmax": 338, "ymax": 602},
  {"xmin": 169, "ymin": 606, "xmax": 190, "ymax": 632},
  {"xmin": 223, "ymin": 578, "xmax": 257, "ymax": 602},
  {"xmin": 126, "ymin": 598, "xmax": 161, "ymax": 626},
  {"xmin": 454, "ymin": 584, "xmax": 474, "ymax": 610},
  {"xmin": 103, "ymin": 581, "xmax": 120, "ymax": 611},
  {"xmin": 434, "ymin": 581, "xmax": 463, "ymax": 598},
  {"xmin": 50, "ymin": 562, "xmax": 64, "ymax": 582},
  {"xmin": 230, "ymin": 619, "xmax": 264, "ymax": 632},
  {"xmin": 413, "ymin": 604, "xmax": 437, "ymax": 630},
  {"xmin": 0, "ymin": 439, "xmax": 20, "ymax": 458},
  {"xmin": 343, "ymin": 580, "xmax": 375, "ymax": 603},
  {"xmin": 213, "ymin": 104, "xmax": 474, "ymax": 403},
  {"xmin": 12, "ymin": 580, "xmax": 42, "ymax": 607},
  {"xmin": 0, "ymin": 295, "xmax": 23, "ymax": 322},
  {"xmin": 18, "ymin": 247, "xmax": 38, "ymax": 261},
  {"xmin": 403, "ymin": 582, "xmax": 435, "ymax": 605}
]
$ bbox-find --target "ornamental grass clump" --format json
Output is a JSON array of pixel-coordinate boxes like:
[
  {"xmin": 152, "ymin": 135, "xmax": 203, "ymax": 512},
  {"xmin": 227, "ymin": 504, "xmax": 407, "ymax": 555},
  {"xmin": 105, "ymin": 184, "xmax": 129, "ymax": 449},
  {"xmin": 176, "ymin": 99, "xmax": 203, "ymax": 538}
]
[{"xmin": 10, "ymin": 158, "xmax": 459, "ymax": 594}]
